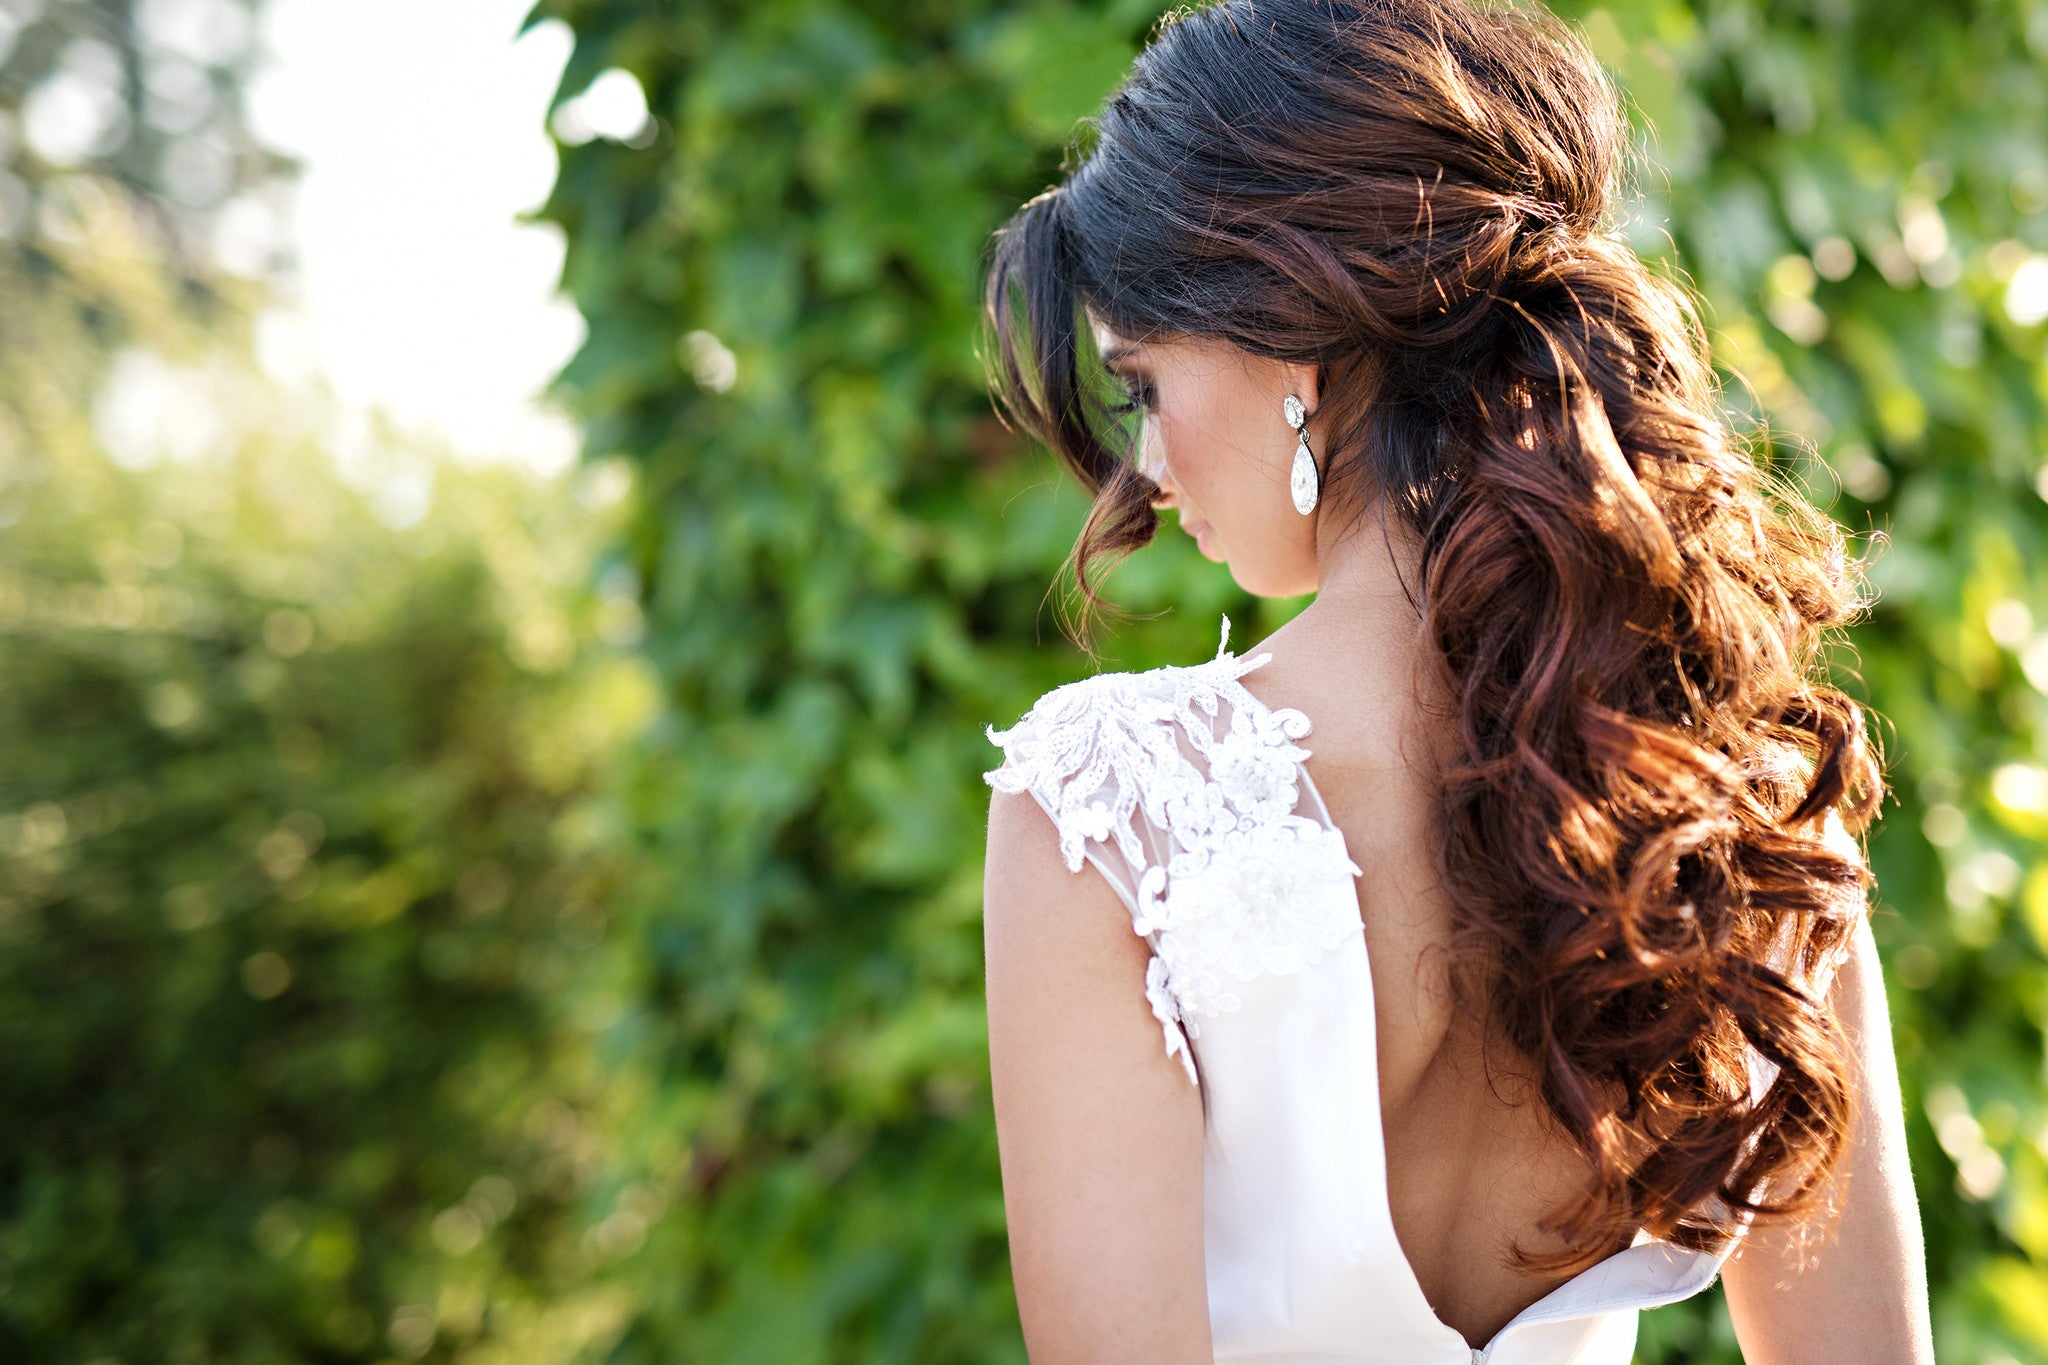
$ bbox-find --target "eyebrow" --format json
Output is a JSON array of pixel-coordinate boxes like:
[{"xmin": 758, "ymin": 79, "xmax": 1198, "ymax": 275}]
[{"xmin": 1100, "ymin": 343, "xmax": 1141, "ymax": 366}]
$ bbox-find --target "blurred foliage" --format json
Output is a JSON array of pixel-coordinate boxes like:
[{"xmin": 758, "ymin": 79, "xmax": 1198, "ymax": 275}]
[
  {"xmin": 534, "ymin": 0, "xmax": 2048, "ymax": 1361},
  {"xmin": 0, "ymin": 177, "xmax": 667, "ymax": 1360},
  {"xmin": 0, "ymin": 0, "xmax": 291, "ymax": 302},
  {"xmin": 0, "ymin": 4, "xmax": 672, "ymax": 1363}
]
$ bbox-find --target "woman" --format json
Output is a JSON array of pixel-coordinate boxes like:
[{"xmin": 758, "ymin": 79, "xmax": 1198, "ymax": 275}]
[{"xmin": 976, "ymin": 1, "xmax": 1933, "ymax": 1362}]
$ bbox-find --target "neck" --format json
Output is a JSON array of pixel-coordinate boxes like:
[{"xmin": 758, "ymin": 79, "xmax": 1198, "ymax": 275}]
[
  {"xmin": 1252, "ymin": 492, "xmax": 1458, "ymax": 786},
  {"xmin": 1299, "ymin": 496, "xmax": 1430, "ymax": 650}
]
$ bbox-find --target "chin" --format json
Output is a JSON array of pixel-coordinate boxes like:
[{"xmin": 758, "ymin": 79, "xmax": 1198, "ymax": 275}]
[{"xmin": 1226, "ymin": 561, "xmax": 1299, "ymax": 599}]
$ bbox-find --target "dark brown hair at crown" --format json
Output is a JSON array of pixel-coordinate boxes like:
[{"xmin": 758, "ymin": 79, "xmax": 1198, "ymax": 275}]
[{"xmin": 982, "ymin": 0, "xmax": 1884, "ymax": 1274}]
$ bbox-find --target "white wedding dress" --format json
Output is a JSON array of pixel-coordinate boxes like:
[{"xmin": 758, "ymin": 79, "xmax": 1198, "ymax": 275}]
[{"xmin": 984, "ymin": 619, "xmax": 1743, "ymax": 1365}]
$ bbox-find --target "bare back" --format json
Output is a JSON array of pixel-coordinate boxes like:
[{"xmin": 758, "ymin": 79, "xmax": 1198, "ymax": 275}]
[{"xmin": 1239, "ymin": 604, "xmax": 1625, "ymax": 1347}]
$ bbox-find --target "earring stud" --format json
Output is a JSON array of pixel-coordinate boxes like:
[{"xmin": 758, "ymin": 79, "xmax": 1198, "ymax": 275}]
[{"xmin": 1285, "ymin": 395, "xmax": 1318, "ymax": 515}]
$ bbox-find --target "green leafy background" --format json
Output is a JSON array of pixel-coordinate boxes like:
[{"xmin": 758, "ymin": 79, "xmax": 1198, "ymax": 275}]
[{"xmin": 4, "ymin": 0, "xmax": 2047, "ymax": 1361}]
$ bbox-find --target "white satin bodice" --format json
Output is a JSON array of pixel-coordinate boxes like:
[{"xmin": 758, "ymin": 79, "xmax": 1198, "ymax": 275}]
[{"xmin": 984, "ymin": 619, "xmax": 1736, "ymax": 1364}]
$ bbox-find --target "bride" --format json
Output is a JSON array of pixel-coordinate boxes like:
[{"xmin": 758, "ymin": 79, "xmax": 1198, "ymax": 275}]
[{"xmin": 976, "ymin": 1, "xmax": 1934, "ymax": 1361}]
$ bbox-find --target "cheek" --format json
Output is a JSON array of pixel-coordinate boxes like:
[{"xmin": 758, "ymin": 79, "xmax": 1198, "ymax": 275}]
[
  {"xmin": 1156, "ymin": 392, "xmax": 1248, "ymax": 511},
  {"xmin": 1155, "ymin": 380, "xmax": 1318, "ymax": 595},
  {"xmin": 1159, "ymin": 391, "xmax": 1278, "ymax": 526}
]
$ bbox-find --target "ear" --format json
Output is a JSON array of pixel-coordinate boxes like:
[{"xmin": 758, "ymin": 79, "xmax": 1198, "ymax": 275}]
[{"xmin": 1280, "ymin": 359, "xmax": 1321, "ymax": 415}]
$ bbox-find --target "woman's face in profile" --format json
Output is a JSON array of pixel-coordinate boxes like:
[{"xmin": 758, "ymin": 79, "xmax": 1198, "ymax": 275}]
[{"xmin": 1090, "ymin": 320, "xmax": 1324, "ymax": 598}]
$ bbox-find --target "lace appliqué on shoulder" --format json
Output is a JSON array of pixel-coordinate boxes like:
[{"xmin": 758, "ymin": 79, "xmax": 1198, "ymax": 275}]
[{"xmin": 984, "ymin": 618, "xmax": 1365, "ymax": 1084}]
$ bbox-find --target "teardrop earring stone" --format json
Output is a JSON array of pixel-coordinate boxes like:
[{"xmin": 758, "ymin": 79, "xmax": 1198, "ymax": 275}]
[{"xmin": 1291, "ymin": 435, "xmax": 1319, "ymax": 515}]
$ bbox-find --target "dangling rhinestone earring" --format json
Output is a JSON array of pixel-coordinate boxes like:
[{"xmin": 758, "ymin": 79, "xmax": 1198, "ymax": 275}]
[{"xmin": 1284, "ymin": 394, "xmax": 1319, "ymax": 515}]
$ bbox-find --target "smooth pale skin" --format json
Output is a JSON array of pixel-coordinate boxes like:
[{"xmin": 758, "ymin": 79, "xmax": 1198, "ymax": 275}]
[{"xmin": 982, "ymin": 327, "xmax": 1934, "ymax": 1361}]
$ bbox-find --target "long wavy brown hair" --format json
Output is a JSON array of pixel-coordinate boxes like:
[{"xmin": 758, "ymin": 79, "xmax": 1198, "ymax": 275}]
[{"xmin": 981, "ymin": 0, "xmax": 1884, "ymax": 1274}]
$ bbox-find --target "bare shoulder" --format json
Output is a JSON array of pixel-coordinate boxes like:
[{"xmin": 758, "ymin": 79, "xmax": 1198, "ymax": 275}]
[
  {"xmin": 983, "ymin": 786, "xmax": 1154, "ymax": 996},
  {"xmin": 1237, "ymin": 607, "xmax": 1456, "ymax": 778},
  {"xmin": 981, "ymin": 787, "xmax": 1213, "ymax": 1362}
]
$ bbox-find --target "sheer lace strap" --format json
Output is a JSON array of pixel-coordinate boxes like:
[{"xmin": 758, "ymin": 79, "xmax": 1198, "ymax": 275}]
[{"xmin": 984, "ymin": 617, "xmax": 1365, "ymax": 1085}]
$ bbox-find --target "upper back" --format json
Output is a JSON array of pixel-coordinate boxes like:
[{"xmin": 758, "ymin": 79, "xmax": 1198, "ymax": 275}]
[{"xmin": 1234, "ymin": 611, "xmax": 1635, "ymax": 1339}]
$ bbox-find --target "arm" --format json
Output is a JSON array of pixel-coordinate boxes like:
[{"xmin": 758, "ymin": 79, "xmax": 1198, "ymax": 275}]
[
  {"xmin": 983, "ymin": 787, "xmax": 1213, "ymax": 1364},
  {"xmin": 1722, "ymin": 913, "xmax": 1934, "ymax": 1364}
]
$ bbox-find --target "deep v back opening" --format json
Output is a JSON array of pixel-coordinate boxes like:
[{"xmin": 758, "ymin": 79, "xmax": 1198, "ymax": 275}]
[{"xmin": 1280, "ymin": 708, "xmax": 1664, "ymax": 1358}]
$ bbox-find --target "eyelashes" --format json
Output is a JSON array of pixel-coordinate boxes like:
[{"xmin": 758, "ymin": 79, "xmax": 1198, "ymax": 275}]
[{"xmin": 1107, "ymin": 374, "xmax": 1157, "ymax": 416}]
